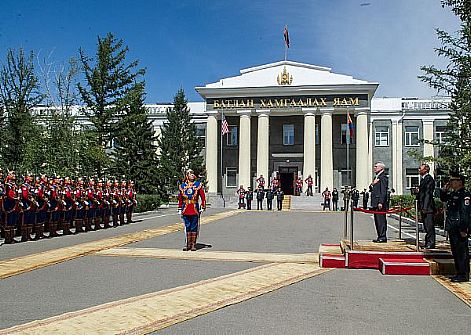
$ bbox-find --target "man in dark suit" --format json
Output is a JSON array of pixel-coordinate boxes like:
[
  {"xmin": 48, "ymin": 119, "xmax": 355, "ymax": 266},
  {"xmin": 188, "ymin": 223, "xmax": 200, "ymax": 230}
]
[
  {"xmin": 416, "ymin": 163, "xmax": 436, "ymax": 249},
  {"xmin": 370, "ymin": 161, "xmax": 389, "ymax": 243}
]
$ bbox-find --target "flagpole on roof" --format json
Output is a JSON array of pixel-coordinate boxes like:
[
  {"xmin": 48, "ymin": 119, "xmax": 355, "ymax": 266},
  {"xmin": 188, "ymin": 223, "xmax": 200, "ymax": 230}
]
[{"xmin": 283, "ymin": 25, "xmax": 289, "ymax": 61}]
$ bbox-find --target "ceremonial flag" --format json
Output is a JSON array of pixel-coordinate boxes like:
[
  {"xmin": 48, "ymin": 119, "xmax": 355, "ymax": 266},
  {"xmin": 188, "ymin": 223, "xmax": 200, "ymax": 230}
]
[
  {"xmin": 347, "ymin": 112, "xmax": 354, "ymax": 139},
  {"xmin": 284, "ymin": 25, "xmax": 290, "ymax": 48},
  {"xmin": 221, "ymin": 114, "xmax": 230, "ymax": 136}
]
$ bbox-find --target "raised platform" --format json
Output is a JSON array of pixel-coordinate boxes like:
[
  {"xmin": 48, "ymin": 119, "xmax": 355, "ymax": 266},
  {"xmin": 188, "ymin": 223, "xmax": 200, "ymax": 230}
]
[{"xmin": 319, "ymin": 240, "xmax": 463, "ymax": 277}]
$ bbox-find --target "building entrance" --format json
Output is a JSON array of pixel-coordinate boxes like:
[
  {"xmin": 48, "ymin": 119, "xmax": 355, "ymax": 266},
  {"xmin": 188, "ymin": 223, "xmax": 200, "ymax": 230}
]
[{"xmin": 278, "ymin": 167, "xmax": 297, "ymax": 195}]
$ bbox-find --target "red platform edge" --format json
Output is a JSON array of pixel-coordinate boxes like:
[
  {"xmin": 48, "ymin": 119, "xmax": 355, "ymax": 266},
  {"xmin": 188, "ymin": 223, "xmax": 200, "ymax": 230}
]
[
  {"xmin": 320, "ymin": 254, "xmax": 346, "ymax": 268},
  {"xmin": 346, "ymin": 250, "xmax": 425, "ymax": 270},
  {"xmin": 379, "ymin": 258, "xmax": 430, "ymax": 275}
]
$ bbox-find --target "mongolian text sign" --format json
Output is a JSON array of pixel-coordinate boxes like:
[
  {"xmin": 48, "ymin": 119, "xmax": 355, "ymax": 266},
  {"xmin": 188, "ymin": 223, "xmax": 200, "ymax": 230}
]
[{"xmin": 207, "ymin": 94, "xmax": 369, "ymax": 110}]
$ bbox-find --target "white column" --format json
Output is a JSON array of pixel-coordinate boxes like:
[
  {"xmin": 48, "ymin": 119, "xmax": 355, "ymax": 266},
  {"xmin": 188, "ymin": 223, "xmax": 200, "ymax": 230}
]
[
  {"xmin": 423, "ymin": 120, "xmax": 435, "ymax": 176},
  {"xmin": 355, "ymin": 111, "xmax": 369, "ymax": 190},
  {"xmin": 205, "ymin": 113, "xmax": 218, "ymax": 194},
  {"xmin": 320, "ymin": 109, "xmax": 333, "ymax": 191},
  {"xmin": 256, "ymin": 110, "xmax": 270, "ymax": 187},
  {"xmin": 238, "ymin": 110, "xmax": 251, "ymax": 189},
  {"xmin": 303, "ymin": 108, "xmax": 316, "ymax": 192},
  {"xmin": 392, "ymin": 120, "xmax": 403, "ymax": 195},
  {"xmin": 154, "ymin": 125, "xmax": 162, "ymax": 155}
]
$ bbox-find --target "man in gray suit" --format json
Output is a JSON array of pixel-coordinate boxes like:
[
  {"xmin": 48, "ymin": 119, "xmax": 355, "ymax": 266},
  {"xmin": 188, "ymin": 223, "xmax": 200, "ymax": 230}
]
[{"xmin": 370, "ymin": 162, "xmax": 389, "ymax": 243}]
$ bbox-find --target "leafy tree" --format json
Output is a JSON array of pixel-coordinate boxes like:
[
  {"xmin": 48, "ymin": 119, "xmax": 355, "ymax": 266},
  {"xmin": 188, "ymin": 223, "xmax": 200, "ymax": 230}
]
[
  {"xmin": 419, "ymin": 0, "xmax": 471, "ymax": 183},
  {"xmin": 112, "ymin": 82, "xmax": 159, "ymax": 194},
  {"xmin": 157, "ymin": 89, "xmax": 205, "ymax": 201},
  {"xmin": 0, "ymin": 48, "xmax": 44, "ymax": 172},
  {"xmin": 78, "ymin": 32, "xmax": 145, "ymax": 176}
]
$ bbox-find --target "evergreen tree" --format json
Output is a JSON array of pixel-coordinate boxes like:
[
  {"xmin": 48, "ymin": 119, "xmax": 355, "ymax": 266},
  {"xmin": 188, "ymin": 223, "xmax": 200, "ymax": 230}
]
[
  {"xmin": 0, "ymin": 49, "xmax": 44, "ymax": 172},
  {"xmin": 419, "ymin": 0, "xmax": 471, "ymax": 183},
  {"xmin": 113, "ymin": 82, "xmax": 159, "ymax": 194},
  {"xmin": 78, "ymin": 32, "xmax": 145, "ymax": 176},
  {"xmin": 157, "ymin": 89, "xmax": 205, "ymax": 201}
]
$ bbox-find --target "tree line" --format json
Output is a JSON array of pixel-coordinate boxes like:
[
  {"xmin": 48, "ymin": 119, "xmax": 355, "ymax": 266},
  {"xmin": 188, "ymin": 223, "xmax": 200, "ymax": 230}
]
[{"xmin": 0, "ymin": 32, "xmax": 204, "ymax": 201}]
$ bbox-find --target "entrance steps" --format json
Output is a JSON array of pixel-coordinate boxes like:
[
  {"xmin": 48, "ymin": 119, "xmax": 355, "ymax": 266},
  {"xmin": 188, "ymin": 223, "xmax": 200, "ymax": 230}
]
[
  {"xmin": 290, "ymin": 193, "xmax": 325, "ymax": 210},
  {"xmin": 318, "ymin": 241, "xmax": 465, "ymax": 277}
]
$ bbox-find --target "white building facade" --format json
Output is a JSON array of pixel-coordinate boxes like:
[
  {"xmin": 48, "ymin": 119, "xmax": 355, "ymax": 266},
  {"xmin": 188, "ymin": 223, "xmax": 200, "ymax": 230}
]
[{"xmin": 33, "ymin": 60, "xmax": 451, "ymax": 196}]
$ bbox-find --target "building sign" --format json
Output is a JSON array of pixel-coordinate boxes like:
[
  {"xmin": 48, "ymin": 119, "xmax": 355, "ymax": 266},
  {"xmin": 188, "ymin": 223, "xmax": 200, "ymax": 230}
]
[{"xmin": 208, "ymin": 94, "xmax": 369, "ymax": 110}]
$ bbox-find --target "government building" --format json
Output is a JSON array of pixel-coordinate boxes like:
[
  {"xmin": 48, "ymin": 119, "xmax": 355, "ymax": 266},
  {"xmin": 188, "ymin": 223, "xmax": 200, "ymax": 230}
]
[{"xmin": 33, "ymin": 60, "xmax": 451, "ymax": 197}]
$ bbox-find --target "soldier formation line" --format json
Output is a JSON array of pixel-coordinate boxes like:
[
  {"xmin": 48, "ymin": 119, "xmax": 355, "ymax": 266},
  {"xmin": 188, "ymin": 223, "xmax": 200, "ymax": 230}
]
[{"xmin": 0, "ymin": 170, "xmax": 137, "ymax": 244}]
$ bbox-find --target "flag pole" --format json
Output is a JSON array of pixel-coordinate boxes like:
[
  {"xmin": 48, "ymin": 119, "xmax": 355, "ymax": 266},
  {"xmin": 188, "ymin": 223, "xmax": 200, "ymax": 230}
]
[
  {"xmin": 220, "ymin": 111, "xmax": 224, "ymax": 206},
  {"xmin": 284, "ymin": 44, "xmax": 287, "ymax": 61},
  {"xmin": 346, "ymin": 108, "xmax": 350, "ymax": 186}
]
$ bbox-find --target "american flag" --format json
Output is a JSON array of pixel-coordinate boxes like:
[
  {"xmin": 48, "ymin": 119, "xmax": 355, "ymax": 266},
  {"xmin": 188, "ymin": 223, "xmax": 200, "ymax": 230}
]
[
  {"xmin": 284, "ymin": 25, "xmax": 290, "ymax": 48},
  {"xmin": 221, "ymin": 114, "xmax": 230, "ymax": 136}
]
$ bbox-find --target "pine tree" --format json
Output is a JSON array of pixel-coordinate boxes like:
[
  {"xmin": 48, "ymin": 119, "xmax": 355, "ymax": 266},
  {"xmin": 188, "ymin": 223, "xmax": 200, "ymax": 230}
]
[
  {"xmin": 78, "ymin": 32, "xmax": 145, "ymax": 176},
  {"xmin": 157, "ymin": 89, "xmax": 205, "ymax": 201},
  {"xmin": 113, "ymin": 82, "xmax": 159, "ymax": 194},
  {"xmin": 419, "ymin": 0, "xmax": 471, "ymax": 182},
  {"xmin": 0, "ymin": 49, "xmax": 44, "ymax": 172}
]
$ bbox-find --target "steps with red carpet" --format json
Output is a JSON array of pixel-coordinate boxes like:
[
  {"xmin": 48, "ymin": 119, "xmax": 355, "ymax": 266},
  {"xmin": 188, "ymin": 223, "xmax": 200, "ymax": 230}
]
[
  {"xmin": 320, "ymin": 254, "xmax": 346, "ymax": 268},
  {"xmin": 346, "ymin": 250, "xmax": 425, "ymax": 269},
  {"xmin": 379, "ymin": 258, "xmax": 430, "ymax": 275}
]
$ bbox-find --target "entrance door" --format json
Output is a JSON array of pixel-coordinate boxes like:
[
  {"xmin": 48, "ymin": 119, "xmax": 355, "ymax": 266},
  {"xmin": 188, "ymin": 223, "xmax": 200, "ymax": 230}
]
[{"xmin": 278, "ymin": 167, "xmax": 298, "ymax": 195}]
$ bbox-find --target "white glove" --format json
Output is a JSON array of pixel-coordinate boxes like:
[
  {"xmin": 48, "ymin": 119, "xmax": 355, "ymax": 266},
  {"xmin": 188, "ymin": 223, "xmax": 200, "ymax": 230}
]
[
  {"xmin": 199, "ymin": 207, "xmax": 205, "ymax": 214},
  {"xmin": 178, "ymin": 209, "xmax": 182, "ymax": 215}
]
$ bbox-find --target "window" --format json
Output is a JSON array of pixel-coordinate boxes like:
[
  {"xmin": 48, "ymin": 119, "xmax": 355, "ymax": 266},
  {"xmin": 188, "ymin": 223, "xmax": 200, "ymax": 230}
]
[
  {"xmin": 406, "ymin": 168, "xmax": 420, "ymax": 190},
  {"xmin": 405, "ymin": 126, "xmax": 420, "ymax": 146},
  {"xmin": 227, "ymin": 125, "xmax": 238, "ymax": 146},
  {"xmin": 226, "ymin": 167, "xmax": 237, "ymax": 187},
  {"xmin": 375, "ymin": 126, "xmax": 389, "ymax": 146},
  {"xmin": 341, "ymin": 124, "xmax": 354, "ymax": 144},
  {"xmin": 435, "ymin": 125, "xmax": 447, "ymax": 144},
  {"xmin": 315, "ymin": 124, "xmax": 320, "ymax": 145},
  {"xmin": 283, "ymin": 124, "xmax": 295, "ymax": 145}
]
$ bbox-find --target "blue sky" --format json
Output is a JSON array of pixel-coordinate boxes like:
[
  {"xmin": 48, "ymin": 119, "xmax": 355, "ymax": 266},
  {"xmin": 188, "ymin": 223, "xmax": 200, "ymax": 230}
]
[{"xmin": 0, "ymin": 0, "xmax": 460, "ymax": 103}]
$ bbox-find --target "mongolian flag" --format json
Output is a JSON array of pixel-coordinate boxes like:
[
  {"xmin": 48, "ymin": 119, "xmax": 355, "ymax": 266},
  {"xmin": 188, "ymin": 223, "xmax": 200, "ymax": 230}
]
[
  {"xmin": 221, "ymin": 114, "xmax": 230, "ymax": 136},
  {"xmin": 347, "ymin": 112, "xmax": 354, "ymax": 140},
  {"xmin": 284, "ymin": 25, "xmax": 290, "ymax": 48}
]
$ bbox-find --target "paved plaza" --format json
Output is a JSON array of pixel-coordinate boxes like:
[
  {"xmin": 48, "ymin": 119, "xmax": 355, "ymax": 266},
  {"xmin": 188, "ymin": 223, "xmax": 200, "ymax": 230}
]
[{"xmin": 0, "ymin": 208, "xmax": 469, "ymax": 334}]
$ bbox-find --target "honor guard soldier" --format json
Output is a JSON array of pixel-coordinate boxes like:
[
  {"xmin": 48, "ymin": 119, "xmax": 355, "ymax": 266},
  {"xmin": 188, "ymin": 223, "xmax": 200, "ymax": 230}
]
[
  {"xmin": 74, "ymin": 178, "xmax": 86, "ymax": 233},
  {"xmin": 351, "ymin": 188, "xmax": 360, "ymax": 208},
  {"xmin": 236, "ymin": 185, "xmax": 246, "ymax": 209},
  {"xmin": 20, "ymin": 174, "xmax": 36, "ymax": 241},
  {"xmin": 47, "ymin": 177, "xmax": 61, "ymax": 237},
  {"xmin": 361, "ymin": 188, "xmax": 369, "ymax": 209},
  {"xmin": 256, "ymin": 186, "xmax": 265, "ymax": 210},
  {"xmin": 295, "ymin": 176, "xmax": 303, "ymax": 196},
  {"xmin": 111, "ymin": 180, "xmax": 121, "ymax": 227},
  {"xmin": 126, "ymin": 181, "xmax": 136, "ymax": 224},
  {"xmin": 256, "ymin": 175, "xmax": 265, "ymax": 189},
  {"xmin": 332, "ymin": 188, "xmax": 339, "ymax": 211},
  {"xmin": 2, "ymin": 172, "xmax": 20, "ymax": 243},
  {"xmin": 275, "ymin": 187, "xmax": 284, "ymax": 211},
  {"xmin": 178, "ymin": 169, "xmax": 206, "ymax": 251},
  {"xmin": 86, "ymin": 179, "xmax": 97, "ymax": 231},
  {"xmin": 266, "ymin": 188, "xmax": 274, "ymax": 210},
  {"xmin": 94, "ymin": 180, "xmax": 104, "ymax": 230},
  {"xmin": 245, "ymin": 187, "xmax": 253, "ymax": 210},
  {"xmin": 305, "ymin": 175, "xmax": 314, "ymax": 196},
  {"xmin": 62, "ymin": 177, "xmax": 74, "ymax": 235},
  {"xmin": 102, "ymin": 180, "xmax": 112, "ymax": 228},
  {"xmin": 440, "ymin": 171, "xmax": 470, "ymax": 282},
  {"xmin": 34, "ymin": 175, "xmax": 48, "ymax": 239}
]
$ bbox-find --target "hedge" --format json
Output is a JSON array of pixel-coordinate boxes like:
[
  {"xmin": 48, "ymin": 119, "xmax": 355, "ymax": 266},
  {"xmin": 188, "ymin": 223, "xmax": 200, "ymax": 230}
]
[
  {"xmin": 389, "ymin": 194, "xmax": 445, "ymax": 227},
  {"xmin": 134, "ymin": 194, "xmax": 162, "ymax": 213}
]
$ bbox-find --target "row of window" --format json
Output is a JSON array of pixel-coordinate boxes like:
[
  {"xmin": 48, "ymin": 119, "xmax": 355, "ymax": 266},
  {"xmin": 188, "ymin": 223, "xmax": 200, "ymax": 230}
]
[
  {"xmin": 375, "ymin": 125, "xmax": 446, "ymax": 147},
  {"xmin": 224, "ymin": 124, "xmax": 446, "ymax": 147}
]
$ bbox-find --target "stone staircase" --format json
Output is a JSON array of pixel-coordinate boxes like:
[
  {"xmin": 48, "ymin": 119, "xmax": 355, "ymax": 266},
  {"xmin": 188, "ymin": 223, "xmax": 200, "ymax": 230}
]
[{"xmin": 290, "ymin": 193, "xmax": 326, "ymax": 211}]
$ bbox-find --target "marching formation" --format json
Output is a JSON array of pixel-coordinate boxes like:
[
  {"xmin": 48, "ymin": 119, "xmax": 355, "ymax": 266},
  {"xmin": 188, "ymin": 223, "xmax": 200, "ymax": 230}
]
[{"xmin": 0, "ymin": 169, "xmax": 137, "ymax": 244}]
